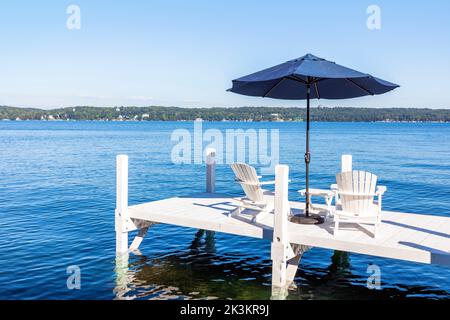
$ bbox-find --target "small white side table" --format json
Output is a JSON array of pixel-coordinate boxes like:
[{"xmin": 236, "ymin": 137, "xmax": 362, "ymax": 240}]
[{"xmin": 298, "ymin": 188, "xmax": 335, "ymax": 218}]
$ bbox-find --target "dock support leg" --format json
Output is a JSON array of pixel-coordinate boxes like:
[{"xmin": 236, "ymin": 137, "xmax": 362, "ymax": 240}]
[
  {"xmin": 116, "ymin": 155, "xmax": 129, "ymax": 254},
  {"xmin": 341, "ymin": 154, "xmax": 352, "ymax": 172},
  {"xmin": 115, "ymin": 155, "xmax": 153, "ymax": 254},
  {"xmin": 271, "ymin": 165, "xmax": 291, "ymax": 299},
  {"xmin": 116, "ymin": 230, "xmax": 129, "ymax": 254},
  {"xmin": 206, "ymin": 148, "xmax": 216, "ymax": 193},
  {"xmin": 271, "ymin": 242, "xmax": 288, "ymax": 290},
  {"xmin": 114, "ymin": 252, "xmax": 130, "ymax": 299},
  {"xmin": 271, "ymin": 165, "xmax": 311, "ymax": 299},
  {"xmin": 129, "ymin": 220, "xmax": 156, "ymax": 253},
  {"xmin": 129, "ymin": 227, "xmax": 149, "ymax": 252},
  {"xmin": 285, "ymin": 244, "xmax": 310, "ymax": 287},
  {"xmin": 114, "ymin": 155, "xmax": 132, "ymax": 298},
  {"xmin": 271, "ymin": 242, "xmax": 310, "ymax": 299}
]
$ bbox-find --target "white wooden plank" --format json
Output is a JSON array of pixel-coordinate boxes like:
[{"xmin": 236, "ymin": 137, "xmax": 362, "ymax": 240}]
[
  {"xmin": 381, "ymin": 212, "xmax": 446, "ymax": 249},
  {"xmin": 127, "ymin": 193, "xmax": 450, "ymax": 267},
  {"xmin": 418, "ymin": 219, "xmax": 450, "ymax": 255}
]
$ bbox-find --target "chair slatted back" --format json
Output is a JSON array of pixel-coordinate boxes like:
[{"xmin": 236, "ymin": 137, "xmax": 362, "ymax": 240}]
[
  {"xmin": 231, "ymin": 163, "xmax": 265, "ymax": 203},
  {"xmin": 336, "ymin": 171, "xmax": 377, "ymax": 216}
]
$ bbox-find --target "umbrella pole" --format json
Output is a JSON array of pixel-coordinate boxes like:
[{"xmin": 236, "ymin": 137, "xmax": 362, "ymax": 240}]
[
  {"xmin": 305, "ymin": 84, "xmax": 311, "ymax": 217},
  {"xmin": 290, "ymin": 84, "xmax": 323, "ymax": 225}
]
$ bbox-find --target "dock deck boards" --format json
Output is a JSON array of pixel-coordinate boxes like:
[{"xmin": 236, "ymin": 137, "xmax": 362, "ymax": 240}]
[{"xmin": 128, "ymin": 193, "xmax": 450, "ymax": 267}]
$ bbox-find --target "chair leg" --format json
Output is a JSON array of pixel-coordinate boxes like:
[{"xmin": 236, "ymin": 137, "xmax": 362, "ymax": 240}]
[
  {"xmin": 374, "ymin": 217, "xmax": 381, "ymax": 238},
  {"xmin": 253, "ymin": 210, "xmax": 269, "ymax": 223},
  {"xmin": 325, "ymin": 195, "xmax": 333, "ymax": 218},
  {"xmin": 229, "ymin": 206, "xmax": 241, "ymax": 218},
  {"xmin": 334, "ymin": 218, "xmax": 339, "ymax": 236}
]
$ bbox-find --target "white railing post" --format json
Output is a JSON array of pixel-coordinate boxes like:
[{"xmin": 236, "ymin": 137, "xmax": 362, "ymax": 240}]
[
  {"xmin": 271, "ymin": 164, "xmax": 290, "ymax": 289},
  {"xmin": 342, "ymin": 155, "xmax": 353, "ymax": 172},
  {"xmin": 116, "ymin": 155, "xmax": 129, "ymax": 254},
  {"xmin": 206, "ymin": 148, "xmax": 216, "ymax": 193}
]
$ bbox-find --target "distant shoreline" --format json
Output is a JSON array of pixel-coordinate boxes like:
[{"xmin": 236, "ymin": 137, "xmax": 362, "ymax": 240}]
[
  {"xmin": 2, "ymin": 119, "xmax": 450, "ymax": 124},
  {"xmin": 1, "ymin": 105, "xmax": 450, "ymax": 123}
]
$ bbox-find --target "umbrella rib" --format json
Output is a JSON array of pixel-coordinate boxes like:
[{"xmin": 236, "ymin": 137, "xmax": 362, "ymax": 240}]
[
  {"xmin": 288, "ymin": 75, "xmax": 308, "ymax": 84},
  {"xmin": 263, "ymin": 78, "xmax": 286, "ymax": 98},
  {"xmin": 312, "ymin": 77, "xmax": 327, "ymax": 84},
  {"xmin": 346, "ymin": 78, "xmax": 374, "ymax": 96},
  {"xmin": 314, "ymin": 82, "xmax": 321, "ymax": 99}
]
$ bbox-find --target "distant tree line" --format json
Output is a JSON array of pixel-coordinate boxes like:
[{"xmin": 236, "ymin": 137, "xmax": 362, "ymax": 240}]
[{"xmin": 1, "ymin": 105, "xmax": 450, "ymax": 122}]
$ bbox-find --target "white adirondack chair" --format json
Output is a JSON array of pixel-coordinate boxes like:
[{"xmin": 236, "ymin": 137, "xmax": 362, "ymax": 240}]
[
  {"xmin": 230, "ymin": 163, "xmax": 276, "ymax": 223},
  {"xmin": 334, "ymin": 171, "xmax": 387, "ymax": 238}
]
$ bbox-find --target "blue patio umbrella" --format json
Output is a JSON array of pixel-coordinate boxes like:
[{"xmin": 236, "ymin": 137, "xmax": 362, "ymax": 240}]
[{"xmin": 228, "ymin": 54, "xmax": 399, "ymax": 224}]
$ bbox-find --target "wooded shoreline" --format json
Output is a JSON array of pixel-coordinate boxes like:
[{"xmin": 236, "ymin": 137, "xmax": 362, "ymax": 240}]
[{"xmin": 2, "ymin": 105, "xmax": 450, "ymax": 122}]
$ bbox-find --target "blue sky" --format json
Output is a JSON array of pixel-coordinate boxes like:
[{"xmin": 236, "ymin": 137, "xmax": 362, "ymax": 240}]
[{"xmin": 0, "ymin": 0, "xmax": 449, "ymax": 109}]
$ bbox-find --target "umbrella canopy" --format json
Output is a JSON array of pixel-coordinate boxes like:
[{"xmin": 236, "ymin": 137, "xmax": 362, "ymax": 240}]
[
  {"xmin": 229, "ymin": 54, "xmax": 399, "ymax": 99},
  {"xmin": 228, "ymin": 53, "xmax": 399, "ymax": 224}
]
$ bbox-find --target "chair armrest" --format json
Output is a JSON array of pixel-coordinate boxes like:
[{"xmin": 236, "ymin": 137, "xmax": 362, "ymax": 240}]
[
  {"xmin": 375, "ymin": 186, "xmax": 386, "ymax": 211},
  {"xmin": 298, "ymin": 189, "xmax": 334, "ymax": 197},
  {"xmin": 236, "ymin": 179, "xmax": 290, "ymax": 187},
  {"xmin": 337, "ymin": 191, "xmax": 376, "ymax": 197},
  {"xmin": 261, "ymin": 179, "xmax": 291, "ymax": 186},
  {"xmin": 236, "ymin": 181, "xmax": 259, "ymax": 187},
  {"xmin": 376, "ymin": 186, "xmax": 387, "ymax": 196},
  {"xmin": 235, "ymin": 178, "xmax": 260, "ymax": 187},
  {"xmin": 260, "ymin": 180, "xmax": 276, "ymax": 186}
]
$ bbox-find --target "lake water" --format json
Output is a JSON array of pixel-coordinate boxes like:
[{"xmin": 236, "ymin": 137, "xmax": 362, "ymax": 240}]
[{"xmin": 0, "ymin": 120, "xmax": 449, "ymax": 300}]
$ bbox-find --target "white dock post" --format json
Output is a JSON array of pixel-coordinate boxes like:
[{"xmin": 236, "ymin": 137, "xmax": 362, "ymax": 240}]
[
  {"xmin": 116, "ymin": 155, "xmax": 129, "ymax": 254},
  {"xmin": 206, "ymin": 148, "xmax": 216, "ymax": 193},
  {"xmin": 341, "ymin": 154, "xmax": 352, "ymax": 172},
  {"xmin": 271, "ymin": 165, "xmax": 290, "ymax": 291}
]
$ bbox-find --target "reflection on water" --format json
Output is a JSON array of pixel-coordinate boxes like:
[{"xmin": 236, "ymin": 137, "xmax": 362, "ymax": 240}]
[
  {"xmin": 115, "ymin": 230, "xmax": 450, "ymax": 300},
  {"xmin": 115, "ymin": 230, "xmax": 272, "ymax": 300}
]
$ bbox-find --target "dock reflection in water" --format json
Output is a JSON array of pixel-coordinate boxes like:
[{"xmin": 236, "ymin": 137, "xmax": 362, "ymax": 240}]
[{"xmin": 114, "ymin": 230, "xmax": 450, "ymax": 300}]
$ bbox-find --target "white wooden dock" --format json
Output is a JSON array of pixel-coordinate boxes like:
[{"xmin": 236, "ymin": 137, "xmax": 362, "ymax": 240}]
[
  {"xmin": 114, "ymin": 150, "xmax": 450, "ymax": 297},
  {"xmin": 128, "ymin": 193, "xmax": 450, "ymax": 267}
]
